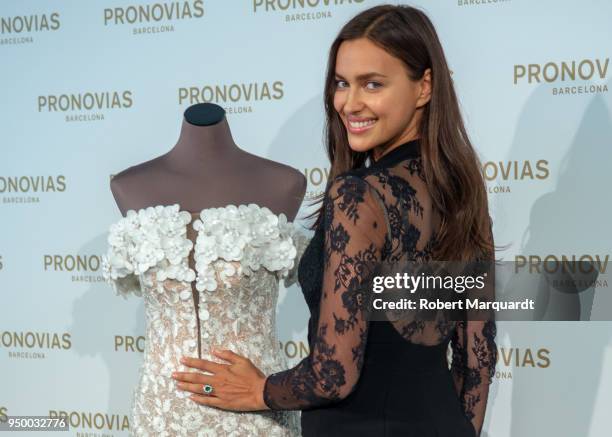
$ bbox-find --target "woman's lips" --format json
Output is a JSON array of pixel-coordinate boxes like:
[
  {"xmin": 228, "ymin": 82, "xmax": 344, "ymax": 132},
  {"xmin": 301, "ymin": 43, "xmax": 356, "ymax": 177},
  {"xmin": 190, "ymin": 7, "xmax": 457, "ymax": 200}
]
[{"xmin": 347, "ymin": 118, "xmax": 377, "ymax": 134}]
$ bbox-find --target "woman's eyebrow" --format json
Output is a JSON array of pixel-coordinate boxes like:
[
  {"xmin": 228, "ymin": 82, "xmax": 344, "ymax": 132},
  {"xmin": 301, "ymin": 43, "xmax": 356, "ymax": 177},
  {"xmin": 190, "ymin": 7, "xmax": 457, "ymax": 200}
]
[{"xmin": 334, "ymin": 72, "xmax": 388, "ymax": 80}]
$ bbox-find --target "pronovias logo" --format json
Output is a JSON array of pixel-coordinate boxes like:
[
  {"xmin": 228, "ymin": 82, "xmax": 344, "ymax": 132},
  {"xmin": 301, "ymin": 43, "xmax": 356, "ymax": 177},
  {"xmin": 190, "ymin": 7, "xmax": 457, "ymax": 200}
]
[
  {"xmin": 1, "ymin": 13, "xmax": 60, "ymax": 33},
  {"xmin": 0, "ymin": 12, "xmax": 60, "ymax": 46},
  {"xmin": 514, "ymin": 57, "xmax": 609, "ymax": 96},
  {"xmin": 1, "ymin": 175, "xmax": 66, "ymax": 206},
  {"xmin": 0, "ymin": 175, "xmax": 66, "ymax": 193},
  {"xmin": 104, "ymin": 0, "xmax": 204, "ymax": 35},
  {"xmin": 494, "ymin": 347, "xmax": 550, "ymax": 380},
  {"xmin": 1, "ymin": 331, "xmax": 72, "ymax": 359},
  {"xmin": 115, "ymin": 335, "xmax": 146, "ymax": 352},
  {"xmin": 179, "ymin": 81, "xmax": 284, "ymax": 114},
  {"xmin": 44, "ymin": 254, "xmax": 104, "ymax": 283},
  {"xmin": 280, "ymin": 340, "xmax": 309, "ymax": 360},
  {"xmin": 515, "ymin": 254, "xmax": 609, "ymax": 289},
  {"xmin": 37, "ymin": 90, "xmax": 133, "ymax": 122},
  {"xmin": 49, "ymin": 410, "xmax": 130, "ymax": 432},
  {"xmin": 303, "ymin": 166, "xmax": 330, "ymax": 200},
  {"xmin": 482, "ymin": 159, "xmax": 549, "ymax": 194},
  {"xmin": 253, "ymin": 0, "xmax": 365, "ymax": 22},
  {"xmin": 515, "ymin": 254, "xmax": 609, "ymax": 273}
]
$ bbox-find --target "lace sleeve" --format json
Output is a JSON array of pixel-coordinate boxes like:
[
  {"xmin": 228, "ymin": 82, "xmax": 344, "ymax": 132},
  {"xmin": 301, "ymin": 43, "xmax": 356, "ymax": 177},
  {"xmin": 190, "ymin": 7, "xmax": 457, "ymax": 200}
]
[
  {"xmin": 263, "ymin": 175, "xmax": 387, "ymax": 409},
  {"xmin": 450, "ymin": 222, "xmax": 497, "ymax": 436}
]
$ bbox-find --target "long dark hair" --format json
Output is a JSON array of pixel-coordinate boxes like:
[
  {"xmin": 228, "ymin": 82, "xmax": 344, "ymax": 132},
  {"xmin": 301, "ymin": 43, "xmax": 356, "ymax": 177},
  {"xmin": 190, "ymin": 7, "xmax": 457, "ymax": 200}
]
[{"xmin": 307, "ymin": 4, "xmax": 494, "ymax": 261}]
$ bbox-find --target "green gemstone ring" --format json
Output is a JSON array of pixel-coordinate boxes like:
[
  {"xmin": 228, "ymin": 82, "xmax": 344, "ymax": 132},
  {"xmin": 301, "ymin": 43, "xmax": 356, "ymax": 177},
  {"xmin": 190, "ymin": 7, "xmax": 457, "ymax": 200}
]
[{"xmin": 203, "ymin": 384, "xmax": 214, "ymax": 395}]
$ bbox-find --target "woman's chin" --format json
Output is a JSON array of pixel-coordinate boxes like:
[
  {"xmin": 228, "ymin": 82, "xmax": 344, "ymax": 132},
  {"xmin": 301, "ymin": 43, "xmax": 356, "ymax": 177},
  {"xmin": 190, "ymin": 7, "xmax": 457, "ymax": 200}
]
[{"xmin": 347, "ymin": 138, "xmax": 376, "ymax": 154}]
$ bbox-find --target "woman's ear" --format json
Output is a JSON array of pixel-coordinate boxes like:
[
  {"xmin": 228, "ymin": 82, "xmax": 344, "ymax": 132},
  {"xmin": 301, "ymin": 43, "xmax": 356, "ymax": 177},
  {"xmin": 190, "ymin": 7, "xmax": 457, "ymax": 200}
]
[{"xmin": 416, "ymin": 68, "xmax": 432, "ymax": 108}]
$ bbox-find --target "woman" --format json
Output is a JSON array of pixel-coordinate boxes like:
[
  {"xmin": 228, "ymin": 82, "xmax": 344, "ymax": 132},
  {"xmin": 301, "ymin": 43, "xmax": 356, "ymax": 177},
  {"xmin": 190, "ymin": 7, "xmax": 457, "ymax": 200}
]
[{"xmin": 173, "ymin": 4, "xmax": 497, "ymax": 436}]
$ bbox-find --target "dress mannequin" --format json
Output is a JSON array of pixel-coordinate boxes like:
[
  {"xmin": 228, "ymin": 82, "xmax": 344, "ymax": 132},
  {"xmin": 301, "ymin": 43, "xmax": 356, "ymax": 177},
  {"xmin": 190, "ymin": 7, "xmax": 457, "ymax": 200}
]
[
  {"xmin": 110, "ymin": 102, "xmax": 306, "ymax": 221},
  {"xmin": 103, "ymin": 102, "xmax": 305, "ymax": 435},
  {"xmin": 108, "ymin": 102, "xmax": 307, "ymax": 360}
]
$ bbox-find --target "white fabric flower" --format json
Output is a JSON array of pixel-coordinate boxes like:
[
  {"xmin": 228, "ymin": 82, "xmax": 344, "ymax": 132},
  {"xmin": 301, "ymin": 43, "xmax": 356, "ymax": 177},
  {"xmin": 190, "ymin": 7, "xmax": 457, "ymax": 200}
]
[
  {"xmin": 103, "ymin": 203, "xmax": 301, "ymax": 296},
  {"xmin": 192, "ymin": 203, "xmax": 298, "ymax": 291},
  {"xmin": 102, "ymin": 204, "xmax": 194, "ymax": 298},
  {"xmin": 195, "ymin": 263, "xmax": 217, "ymax": 292}
]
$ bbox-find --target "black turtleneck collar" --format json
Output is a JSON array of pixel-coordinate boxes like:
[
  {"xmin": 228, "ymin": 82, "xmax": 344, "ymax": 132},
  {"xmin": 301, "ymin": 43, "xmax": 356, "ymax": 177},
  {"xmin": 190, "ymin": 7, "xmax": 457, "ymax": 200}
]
[{"xmin": 369, "ymin": 138, "xmax": 421, "ymax": 168}]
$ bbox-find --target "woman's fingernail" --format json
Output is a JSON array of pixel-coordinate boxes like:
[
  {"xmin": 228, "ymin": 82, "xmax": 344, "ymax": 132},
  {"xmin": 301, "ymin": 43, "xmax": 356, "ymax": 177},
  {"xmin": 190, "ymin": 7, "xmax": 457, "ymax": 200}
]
[{"xmin": 180, "ymin": 357, "xmax": 186, "ymax": 363}]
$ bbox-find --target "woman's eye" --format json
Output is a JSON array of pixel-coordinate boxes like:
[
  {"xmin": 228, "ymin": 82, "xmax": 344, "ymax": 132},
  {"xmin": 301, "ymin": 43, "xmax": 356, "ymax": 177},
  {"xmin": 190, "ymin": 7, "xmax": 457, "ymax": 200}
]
[
  {"xmin": 366, "ymin": 81, "xmax": 382, "ymax": 90},
  {"xmin": 335, "ymin": 79, "xmax": 348, "ymax": 88}
]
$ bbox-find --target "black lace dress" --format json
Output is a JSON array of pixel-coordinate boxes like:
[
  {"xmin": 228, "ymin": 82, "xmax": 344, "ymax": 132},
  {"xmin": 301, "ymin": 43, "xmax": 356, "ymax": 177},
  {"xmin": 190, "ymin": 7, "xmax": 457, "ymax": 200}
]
[{"xmin": 263, "ymin": 139, "xmax": 497, "ymax": 437}]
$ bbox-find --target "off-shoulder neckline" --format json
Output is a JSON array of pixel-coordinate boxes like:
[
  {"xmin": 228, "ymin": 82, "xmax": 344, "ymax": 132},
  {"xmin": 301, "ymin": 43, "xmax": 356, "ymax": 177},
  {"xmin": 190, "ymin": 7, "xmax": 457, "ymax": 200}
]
[{"xmin": 122, "ymin": 203, "xmax": 293, "ymax": 223}]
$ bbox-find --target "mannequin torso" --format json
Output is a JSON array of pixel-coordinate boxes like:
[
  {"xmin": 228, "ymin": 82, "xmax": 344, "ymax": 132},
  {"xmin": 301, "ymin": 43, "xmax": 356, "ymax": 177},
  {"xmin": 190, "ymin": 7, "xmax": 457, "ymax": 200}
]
[{"xmin": 110, "ymin": 103, "xmax": 306, "ymax": 221}]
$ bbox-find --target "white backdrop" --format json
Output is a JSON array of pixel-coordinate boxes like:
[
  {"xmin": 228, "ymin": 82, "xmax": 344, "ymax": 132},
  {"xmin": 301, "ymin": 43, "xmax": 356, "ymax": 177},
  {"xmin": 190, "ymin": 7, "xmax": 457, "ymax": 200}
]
[{"xmin": 1, "ymin": 1, "xmax": 611, "ymax": 436}]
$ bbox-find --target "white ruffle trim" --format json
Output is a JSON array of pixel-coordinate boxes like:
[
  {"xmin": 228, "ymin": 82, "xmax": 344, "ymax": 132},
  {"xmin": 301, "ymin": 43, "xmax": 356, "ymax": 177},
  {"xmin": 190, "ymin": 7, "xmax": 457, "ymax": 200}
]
[{"xmin": 102, "ymin": 203, "xmax": 300, "ymax": 297}]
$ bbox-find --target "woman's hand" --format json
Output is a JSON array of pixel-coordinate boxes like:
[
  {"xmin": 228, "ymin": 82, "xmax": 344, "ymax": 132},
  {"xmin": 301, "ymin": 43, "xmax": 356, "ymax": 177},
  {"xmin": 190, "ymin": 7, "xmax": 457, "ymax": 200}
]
[{"xmin": 172, "ymin": 349, "xmax": 270, "ymax": 412}]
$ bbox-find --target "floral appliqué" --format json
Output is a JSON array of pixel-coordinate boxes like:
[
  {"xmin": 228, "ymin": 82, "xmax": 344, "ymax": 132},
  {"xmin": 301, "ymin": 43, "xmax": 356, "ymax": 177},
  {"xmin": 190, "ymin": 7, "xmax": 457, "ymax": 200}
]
[
  {"xmin": 102, "ymin": 204, "xmax": 299, "ymax": 296},
  {"xmin": 101, "ymin": 203, "xmax": 308, "ymax": 436}
]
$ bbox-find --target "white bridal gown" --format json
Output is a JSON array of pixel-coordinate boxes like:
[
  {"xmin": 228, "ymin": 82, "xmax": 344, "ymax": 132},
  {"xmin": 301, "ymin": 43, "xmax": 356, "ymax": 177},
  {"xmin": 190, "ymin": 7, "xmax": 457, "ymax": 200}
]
[{"xmin": 102, "ymin": 203, "xmax": 309, "ymax": 437}]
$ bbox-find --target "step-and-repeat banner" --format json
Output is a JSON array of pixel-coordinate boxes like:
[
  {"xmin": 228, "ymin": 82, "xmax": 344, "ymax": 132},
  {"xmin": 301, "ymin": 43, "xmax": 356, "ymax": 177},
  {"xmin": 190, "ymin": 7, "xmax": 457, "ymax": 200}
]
[{"xmin": 1, "ymin": 1, "xmax": 611, "ymax": 436}]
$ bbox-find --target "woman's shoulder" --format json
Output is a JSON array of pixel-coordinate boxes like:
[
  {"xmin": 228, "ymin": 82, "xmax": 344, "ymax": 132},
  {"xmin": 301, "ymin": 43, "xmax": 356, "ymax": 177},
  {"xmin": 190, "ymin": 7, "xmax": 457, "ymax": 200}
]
[
  {"xmin": 326, "ymin": 160, "xmax": 430, "ymax": 223},
  {"xmin": 327, "ymin": 166, "xmax": 387, "ymax": 199},
  {"xmin": 322, "ymin": 169, "xmax": 389, "ymax": 221}
]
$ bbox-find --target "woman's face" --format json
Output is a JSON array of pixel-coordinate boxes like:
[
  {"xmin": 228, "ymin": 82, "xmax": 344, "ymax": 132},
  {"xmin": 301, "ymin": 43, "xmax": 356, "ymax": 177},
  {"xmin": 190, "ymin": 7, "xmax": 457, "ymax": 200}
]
[{"xmin": 333, "ymin": 37, "xmax": 431, "ymax": 159}]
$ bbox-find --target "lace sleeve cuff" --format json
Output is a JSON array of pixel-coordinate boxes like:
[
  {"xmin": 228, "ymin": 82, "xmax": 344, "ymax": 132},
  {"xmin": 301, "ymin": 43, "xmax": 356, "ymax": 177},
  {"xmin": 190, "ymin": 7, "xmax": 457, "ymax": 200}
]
[{"xmin": 263, "ymin": 375, "xmax": 279, "ymax": 410}]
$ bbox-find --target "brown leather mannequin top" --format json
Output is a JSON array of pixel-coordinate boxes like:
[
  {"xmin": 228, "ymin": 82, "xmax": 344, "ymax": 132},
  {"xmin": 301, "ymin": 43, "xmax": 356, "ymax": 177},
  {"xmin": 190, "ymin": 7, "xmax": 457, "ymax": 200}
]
[{"xmin": 110, "ymin": 102, "xmax": 306, "ymax": 221}]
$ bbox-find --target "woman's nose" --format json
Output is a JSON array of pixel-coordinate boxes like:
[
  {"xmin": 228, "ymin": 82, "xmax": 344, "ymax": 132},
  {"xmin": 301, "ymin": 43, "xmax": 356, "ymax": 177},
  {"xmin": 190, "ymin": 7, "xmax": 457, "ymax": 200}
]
[{"xmin": 343, "ymin": 88, "xmax": 364, "ymax": 113}]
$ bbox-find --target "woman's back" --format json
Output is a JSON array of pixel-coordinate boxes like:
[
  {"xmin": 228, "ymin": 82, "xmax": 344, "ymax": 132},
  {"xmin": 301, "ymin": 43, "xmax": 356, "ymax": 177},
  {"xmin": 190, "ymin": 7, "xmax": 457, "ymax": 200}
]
[{"xmin": 265, "ymin": 138, "xmax": 496, "ymax": 437}]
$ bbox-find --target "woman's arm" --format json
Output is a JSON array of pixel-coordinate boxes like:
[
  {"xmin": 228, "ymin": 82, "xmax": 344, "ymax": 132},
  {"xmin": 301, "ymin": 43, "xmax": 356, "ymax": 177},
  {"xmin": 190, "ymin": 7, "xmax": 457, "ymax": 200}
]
[
  {"xmin": 172, "ymin": 174, "xmax": 385, "ymax": 411},
  {"xmin": 264, "ymin": 174, "xmax": 387, "ymax": 410},
  {"xmin": 451, "ymin": 223, "xmax": 497, "ymax": 436},
  {"xmin": 451, "ymin": 319, "xmax": 497, "ymax": 436}
]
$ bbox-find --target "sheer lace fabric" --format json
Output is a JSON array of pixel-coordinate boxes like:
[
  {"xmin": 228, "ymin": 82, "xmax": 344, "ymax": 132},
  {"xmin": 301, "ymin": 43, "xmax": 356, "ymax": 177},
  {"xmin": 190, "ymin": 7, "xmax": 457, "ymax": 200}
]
[
  {"xmin": 264, "ymin": 144, "xmax": 497, "ymax": 436},
  {"xmin": 102, "ymin": 204, "xmax": 309, "ymax": 437}
]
